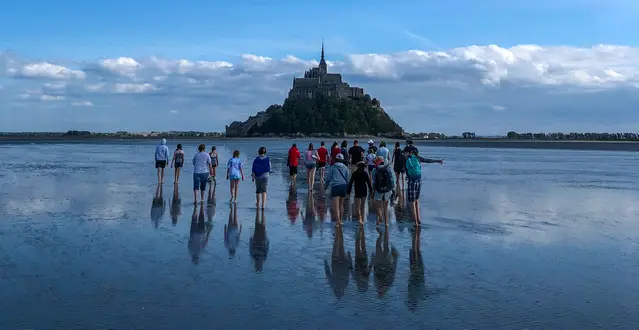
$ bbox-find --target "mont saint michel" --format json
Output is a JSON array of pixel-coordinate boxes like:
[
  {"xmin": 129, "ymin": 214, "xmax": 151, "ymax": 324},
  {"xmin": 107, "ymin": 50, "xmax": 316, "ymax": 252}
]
[{"xmin": 225, "ymin": 43, "xmax": 402, "ymax": 137}]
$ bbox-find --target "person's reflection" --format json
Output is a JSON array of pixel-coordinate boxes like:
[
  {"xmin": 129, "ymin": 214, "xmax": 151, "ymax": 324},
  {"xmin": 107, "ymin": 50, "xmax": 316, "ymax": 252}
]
[
  {"xmin": 249, "ymin": 208, "xmax": 269, "ymax": 272},
  {"xmin": 324, "ymin": 225, "xmax": 352, "ymax": 299},
  {"xmin": 151, "ymin": 184, "xmax": 166, "ymax": 228},
  {"xmin": 302, "ymin": 190, "xmax": 316, "ymax": 238},
  {"xmin": 394, "ymin": 189, "xmax": 408, "ymax": 231},
  {"xmin": 169, "ymin": 183, "xmax": 181, "ymax": 226},
  {"xmin": 372, "ymin": 228, "xmax": 399, "ymax": 298},
  {"xmin": 407, "ymin": 227, "xmax": 425, "ymax": 311},
  {"xmin": 316, "ymin": 183, "xmax": 327, "ymax": 222},
  {"xmin": 188, "ymin": 204, "xmax": 207, "ymax": 264},
  {"xmin": 207, "ymin": 180, "xmax": 217, "ymax": 205},
  {"xmin": 224, "ymin": 204, "xmax": 241, "ymax": 258},
  {"xmin": 286, "ymin": 184, "xmax": 300, "ymax": 224},
  {"xmin": 353, "ymin": 225, "xmax": 372, "ymax": 292}
]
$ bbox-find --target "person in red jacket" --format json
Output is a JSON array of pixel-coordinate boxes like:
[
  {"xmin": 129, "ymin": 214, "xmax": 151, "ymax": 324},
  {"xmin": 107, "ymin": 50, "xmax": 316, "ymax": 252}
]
[
  {"xmin": 330, "ymin": 141, "xmax": 341, "ymax": 166},
  {"xmin": 287, "ymin": 143, "xmax": 301, "ymax": 185},
  {"xmin": 317, "ymin": 141, "xmax": 329, "ymax": 183}
]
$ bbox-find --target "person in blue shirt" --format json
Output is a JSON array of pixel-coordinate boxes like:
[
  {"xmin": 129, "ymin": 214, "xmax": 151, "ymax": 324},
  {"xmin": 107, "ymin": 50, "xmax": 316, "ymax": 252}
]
[
  {"xmin": 154, "ymin": 138, "xmax": 170, "ymax": 184},
  {"xmin": 251, "ymin": 146, "xmax": 272, "ymax": 209}
]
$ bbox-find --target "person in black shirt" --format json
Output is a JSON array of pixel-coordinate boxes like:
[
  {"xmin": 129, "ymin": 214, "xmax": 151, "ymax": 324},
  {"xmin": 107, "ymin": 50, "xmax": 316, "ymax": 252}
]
[
  {"xmin": 348, "ymin": 139, "xmax": 365, "ymax": 169},
  {"xmin": 392, "ymin": 141, "xmax": 406, "ymax": 190},
  {"xmin": 347, "ymin": 161, "xmax": 373, "ymax": 225},
  {"xmin": 367, "ymin": 139, "xmax": 378, "ymax": 154}
]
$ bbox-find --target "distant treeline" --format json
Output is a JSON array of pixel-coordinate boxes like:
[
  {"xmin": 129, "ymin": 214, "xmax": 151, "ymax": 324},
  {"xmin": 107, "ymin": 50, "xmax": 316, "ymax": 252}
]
[{"xmin": 506, "ymin": 131, "xmax": 639, "ymax": 141}]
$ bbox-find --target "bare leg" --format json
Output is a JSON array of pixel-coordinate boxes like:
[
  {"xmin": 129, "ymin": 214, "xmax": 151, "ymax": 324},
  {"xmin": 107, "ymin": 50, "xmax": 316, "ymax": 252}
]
[
  {"xmin": 414, "ymin": 200, "xmax": 421, "ymax": 225},
  {"xmin": 332, "ymin": 197, "xmax": 340, "ymax": 226},
  {"xmin": 193, "ymin": 190, "xmax": 198, "ymax": 203},
  {"xmin": 382, "ymin": 201, "xmax": 389, "ymax": 226},
  {"xmin": 233, "ymin": 180, "xmax": 239, "ymax": 202},
  {"xmin": 212, "ymin": 167, "xmax": 216, "ymax": 179},
  {"xmin": 160, "ymin": 168, "xmax": 165, "ymax": 183},
  {"xmin": 359, "ymin": 198, "xmax": 365, "ymax": 224},
  {"xmin": 375, "ymin": 200, "xmax": 382, "ymax": 226},
  {"xmin": 338, "ymin": 196, "xmax": 345, "ymax": 224},
  {"xmin": 200, "ymin": 188, "xmax": 205, "ymax": 202},
  {"xmin": 157, "ymin": 168, "xmax": 161, "ymax": 184},
  {"xmin": 174, "ymin": 168, "xmax": 178, "ymax": 184},
  {"xmin": 229, "ymin": 181, "xmax": 234, "ymax": 202},
  {"xmin": 255, "ymin": 193, "xmax": 259, "ymax": 208},
  {"xmin": 261, "ymin": 192, "xmax": 267, "ymax": 209}
]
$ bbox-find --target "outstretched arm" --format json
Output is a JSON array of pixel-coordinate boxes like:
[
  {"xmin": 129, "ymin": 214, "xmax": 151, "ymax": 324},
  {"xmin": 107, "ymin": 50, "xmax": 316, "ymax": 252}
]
[{"xmin": 418, "ymin": 155, "xmax": 443, "ymax": 164}]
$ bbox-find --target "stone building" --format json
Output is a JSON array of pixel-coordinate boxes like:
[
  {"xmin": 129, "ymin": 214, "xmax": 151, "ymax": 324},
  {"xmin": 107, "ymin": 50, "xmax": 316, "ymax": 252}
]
[
  {"xmin": 288, "ymin": 42, "xmax": 364, "ymax": 99},
  {"xmin": 225, "ymin": 111, "xmax": 269, "ymax": 137}
]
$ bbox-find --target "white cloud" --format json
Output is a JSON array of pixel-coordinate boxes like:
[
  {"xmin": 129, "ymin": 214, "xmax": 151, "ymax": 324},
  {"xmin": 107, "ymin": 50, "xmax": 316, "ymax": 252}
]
[
  {"xmin": 8, "ymin": 62, "xmax": 85, "ymax": 80},
  {"xmin": 3, "ymin": 44, "xmax": 639, "ymax": 132},
  {"xmin": 113, "ymin": 83, "xmax": 157, "ymax": 94},
  {"xmin": 40, "ymin": 95, "xmax": 65, "ymax": 101},
  {"xmin": 72, "ymin": 100, "xmax": 94, "ymax": 107}
]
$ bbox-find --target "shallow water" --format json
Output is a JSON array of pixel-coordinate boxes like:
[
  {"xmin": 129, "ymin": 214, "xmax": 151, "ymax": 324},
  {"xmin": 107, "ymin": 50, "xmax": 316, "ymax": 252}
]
[{"xmin": 1, "ymin": 140, "xmax": 638, "ymax": 329}]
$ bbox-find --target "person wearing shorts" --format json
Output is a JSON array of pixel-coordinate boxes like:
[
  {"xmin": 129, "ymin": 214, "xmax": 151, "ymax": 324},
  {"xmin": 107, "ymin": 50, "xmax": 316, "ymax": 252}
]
[
  {"xmin": 287, "ymin": 143, "xmax": 301, "ymax": 185},
  {"xmin": 192, "ymin": 144, "xmax": 212, "ymax": 203},
  {"xmin": 371, "ymin": 156, "xmax": 396, "ymax": 226},
  {"xmin": 209, "ymin": 146, "xmax": 219, "ymax": 182},
  {"xmin": 154, "ymin": 138, "xmax": 170, "ymax": 184},
  {"xmin": 170, "ymin": 143, "xmax": 185, "ymax": 184},
  {"xmin": 251, "ymin": 146, "xmax": 271, "ymax": 209},
  {"xmin": 347, "ymin": 161, "xmax": 372, "ymax": 225},
  {"xmin": 226, "ymin": 150, "xmax": 245, "ymax": 203},
  {"xmin": 317, "ymin": 141, "xmax": 329, "ymax": 183},
  {"xmin": 324, "ymin": 153, "xmax": 350, "ymax": 226}
]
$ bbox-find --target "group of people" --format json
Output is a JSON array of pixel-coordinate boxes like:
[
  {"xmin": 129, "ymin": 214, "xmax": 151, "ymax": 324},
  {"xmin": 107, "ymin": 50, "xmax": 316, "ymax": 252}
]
[
  {"xmin": 287, "ymin": 139, "xmax": 443, "ymax": 227},
  {"xmin": 153, "ymin": 137, "xmax": 443, "ymax": 226}
]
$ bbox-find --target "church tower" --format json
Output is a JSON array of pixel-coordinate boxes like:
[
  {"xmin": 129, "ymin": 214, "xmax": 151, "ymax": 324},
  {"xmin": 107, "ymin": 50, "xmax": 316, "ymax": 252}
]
[{"xmin": 319, "ymin": 40, "xmax": 327, "ymax": 75}]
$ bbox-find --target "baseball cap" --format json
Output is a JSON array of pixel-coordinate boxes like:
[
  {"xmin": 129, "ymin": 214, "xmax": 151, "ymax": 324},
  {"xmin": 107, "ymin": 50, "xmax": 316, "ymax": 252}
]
[
  {"xmin": 374, "ymin": 156, "xmax": 384, "ymax": 165},
  {"xmin": 368, "ymin": 139, "xmax": 374, "ymax": 144},
  {"xmin": 336, "ymin": 153, "xmax": 344, "ymax": 160}
]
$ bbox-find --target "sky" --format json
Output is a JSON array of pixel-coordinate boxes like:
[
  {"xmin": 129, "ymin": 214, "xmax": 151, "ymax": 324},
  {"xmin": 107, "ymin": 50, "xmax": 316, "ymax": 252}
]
[{"xmin": 1, "ymin": 0, "xmax": 639, "ymax": 134}]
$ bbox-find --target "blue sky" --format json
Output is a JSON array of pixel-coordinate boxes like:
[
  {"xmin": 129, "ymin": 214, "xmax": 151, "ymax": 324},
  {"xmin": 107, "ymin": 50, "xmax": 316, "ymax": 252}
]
[{"xmin": 1, "ymin": 0, "xmax": 639, "ymax": 133}]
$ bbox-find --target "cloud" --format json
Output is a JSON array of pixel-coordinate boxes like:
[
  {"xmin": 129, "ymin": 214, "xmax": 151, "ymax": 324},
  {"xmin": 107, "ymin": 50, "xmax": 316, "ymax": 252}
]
[
  {"xmin": 72, "ymin": 100, "xmax": 93, "ymax": 107},
  {"xmin": 2, "ymin": 44, "xmax": 639, "ymax": 133}
]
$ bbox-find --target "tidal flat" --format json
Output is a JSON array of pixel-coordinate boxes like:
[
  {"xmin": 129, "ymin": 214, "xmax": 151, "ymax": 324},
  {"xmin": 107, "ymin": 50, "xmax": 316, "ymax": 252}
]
[{"xmin": 1, "ymin": 139, "xmax": 638, "ymax": 329}]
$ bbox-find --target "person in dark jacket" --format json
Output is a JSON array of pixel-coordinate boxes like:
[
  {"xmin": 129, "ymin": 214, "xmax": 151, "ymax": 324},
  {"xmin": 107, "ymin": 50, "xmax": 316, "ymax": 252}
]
[
  {"xmin": 347, "ymin": 161, "xmax": 373, "ymax": 225},
  {"xmin": 251, "ymin": 146, "xmax": 272, "ymax": 209}
]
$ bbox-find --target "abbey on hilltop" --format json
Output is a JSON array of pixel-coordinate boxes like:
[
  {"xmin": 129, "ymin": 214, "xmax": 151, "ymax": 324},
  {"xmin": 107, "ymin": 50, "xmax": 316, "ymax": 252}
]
[
  {"xmin": 288, "ymin": 41, "xmax": 364, "ymax": 99},
  {"xmin": 225, "ymin": 42, "xmax": 402, "ymax": 137}
]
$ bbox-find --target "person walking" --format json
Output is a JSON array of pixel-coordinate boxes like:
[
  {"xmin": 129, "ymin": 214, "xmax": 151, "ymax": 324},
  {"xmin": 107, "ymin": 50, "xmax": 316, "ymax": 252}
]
[
  {"xmin": 154, "ymin": 138, "xmax": 170, "ymax": 184},
  {"xmin": 287, "ymin": 143, "xmax": 301, "ymax": 185},
  {"xmin": 391, "ymin": 141, "xmax": 406, "ymax": 191},
  {"xmin": 170, "ymin": 143, "xmax": 185, "ymax": 184},
  {"xmin": 371, "ymin": 156, "xmax": 396, "ymax": 227},
  {"xmin": 305, "ymin": 143, "xmax": 320, "ymax": 187},
  {"xmin": 324, "ymin": 153, "xmax": 350, "ymax": 227},
  {"xmin": 348, "ymin": 140, "xmax": 365, "ymax": 170},
  {"xmin": 317, "ymin": 141, "xmax": 329, "ymax": 183},
  {"xmin": 330, "ymin": 142, "xmax": 341, "ymax": 166},
  {"xmin": 251, "ymin": 146, "xmax": 271, "ymax": 209},
  {"xmin": 226, "ymin": 150, "xmax": 245, "ymax": 203},
  {"xmin": 405, "ymin": 148, "xmax": 443, "ymax": 226},
  {"xmin": 377, "ymin": 141, "xmax": 391, "ymax": 164},
  {"xmin": 209, "ymin": 146, "xmax": 219, "ymax": 182},
  {"xmin": 347, "ymin": 161, "xmax": 373, "ymax": 225},
  {"xmin": 192, "ymin": 144, "xmax": 213, "ymax": 203}
]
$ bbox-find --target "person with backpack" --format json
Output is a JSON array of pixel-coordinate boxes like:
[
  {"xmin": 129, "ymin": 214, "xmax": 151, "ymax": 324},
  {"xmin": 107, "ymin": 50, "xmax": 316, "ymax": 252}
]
[
  {"xmin": 405, "ymin": 148, "xmax": 443, "ymax": 226},
  {"xmin": 371, "ymin": 156, "xmax": 396, "ymax": 227},
  {"xmin": 251, "ymin": 146, "xmax": 272, "ymax": 209}
]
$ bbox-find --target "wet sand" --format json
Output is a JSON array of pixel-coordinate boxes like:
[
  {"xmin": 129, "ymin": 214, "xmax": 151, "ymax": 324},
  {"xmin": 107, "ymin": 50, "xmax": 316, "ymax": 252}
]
[{"xmin": 0, "ymin": 140, "xmax": 638, "ymax": 329}]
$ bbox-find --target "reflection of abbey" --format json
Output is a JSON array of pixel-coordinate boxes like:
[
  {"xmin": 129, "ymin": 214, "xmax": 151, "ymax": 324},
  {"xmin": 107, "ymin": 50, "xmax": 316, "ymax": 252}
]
[{"xmin": 288, "ymin": 42, "xmax": 364, "ymax": 99}]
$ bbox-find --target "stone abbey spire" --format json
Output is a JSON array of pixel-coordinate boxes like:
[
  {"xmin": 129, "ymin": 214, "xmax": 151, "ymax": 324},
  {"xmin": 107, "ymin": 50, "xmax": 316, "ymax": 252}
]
[{"xmin": 319, "ymin": 39, "xmax": 327, "ymax": 75}]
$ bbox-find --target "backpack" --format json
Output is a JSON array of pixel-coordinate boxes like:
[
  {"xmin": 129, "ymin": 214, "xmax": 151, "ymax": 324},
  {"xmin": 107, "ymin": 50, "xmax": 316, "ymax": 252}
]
[
  {"xmin": 406, "ymin": 156, "xmax": 421, "ymax": 180},
  {"xmin": 374, "ymin": 166, "xmax": 393, "ymax": 193}
]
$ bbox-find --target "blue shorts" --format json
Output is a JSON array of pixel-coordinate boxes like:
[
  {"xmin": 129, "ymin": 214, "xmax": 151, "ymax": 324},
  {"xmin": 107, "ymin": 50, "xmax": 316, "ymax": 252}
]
[
  {"xmin": 193, "ymin": 173, "xmax": 208, "ymax": 191},
  {"xmin": 230, "ymin": 175, "xmax": 241, "ymax": 181},
  {"xmin": 331, "ymin": 184, "xmax": 348, "ymax": 198}
]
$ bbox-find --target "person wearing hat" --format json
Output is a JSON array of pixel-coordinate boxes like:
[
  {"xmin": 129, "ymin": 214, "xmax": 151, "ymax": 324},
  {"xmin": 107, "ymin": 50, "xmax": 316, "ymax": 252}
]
[
  {"xmin": 367, "ymin": 139, "xmax": 378, "ymax": 154},
  {"xmin": 371, "ymin": 155, "xmax": 396, "ymax": 226},
  {"xmin": 324, "ymin": 153, "xmax": 350, "ymax": 226}
]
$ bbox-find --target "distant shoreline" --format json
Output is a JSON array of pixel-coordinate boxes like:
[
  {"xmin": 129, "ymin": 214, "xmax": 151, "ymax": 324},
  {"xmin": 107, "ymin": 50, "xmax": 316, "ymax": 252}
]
[{"xmin": 2, "ymin": 135, "xmax": 639, "ymax": 151}]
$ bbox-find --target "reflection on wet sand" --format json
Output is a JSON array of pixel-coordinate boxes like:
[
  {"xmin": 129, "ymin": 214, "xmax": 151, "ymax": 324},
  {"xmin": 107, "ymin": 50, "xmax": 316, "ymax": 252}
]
[
  {"xmin": 372, "ymin": 228, "xmax": 398, "ymax": 298},
  {"xmin": 249, "ymin": 208, "xmax": 269, "ymax": 272},
  {"xmin": 224, "ymin": 204, "xmax": 241, "ymax": 258},
  {"xmin": 302, "ymin": 190, "xmax": 316, "ymax": 237},
  {"xmin": 188, "ymin": 204, "xmax": 212, "ymax": 264},
  {"xmin": 151, "ymin": 184, "xmax": 166, "ymax": 228},
  {"xmin": 170, "ymin": 184, "xmax": 181, "ymax": 226},
  {"xmin": 353, "ymin": 226, "xmax": 372, "ymax": 292},
  {"xmin": 286, "ymin": 184, "xmax": 300, "ymax": 224},
  {"xmin": 324, "ymin": 225, "xmax": 352, "ymax": 299},
  {"xmin": 407, "ymin": 227, "xmax": 447, "ymax": 311}
]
